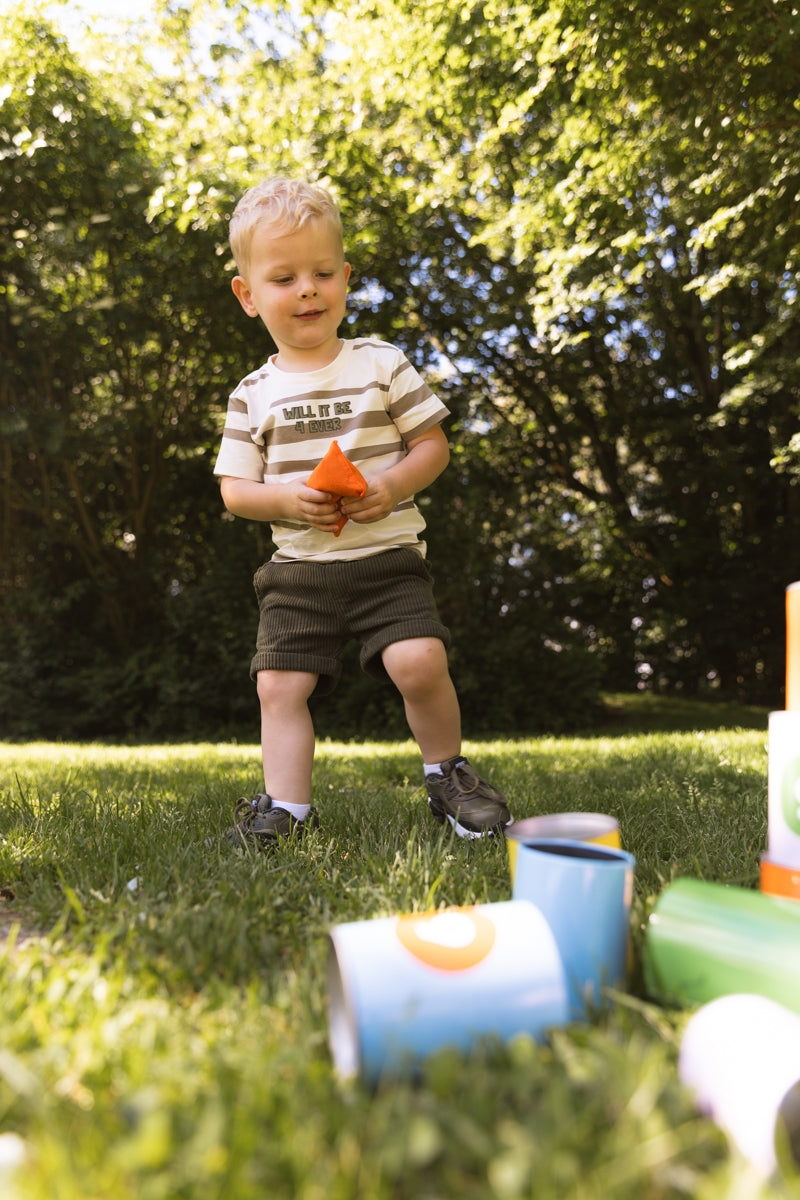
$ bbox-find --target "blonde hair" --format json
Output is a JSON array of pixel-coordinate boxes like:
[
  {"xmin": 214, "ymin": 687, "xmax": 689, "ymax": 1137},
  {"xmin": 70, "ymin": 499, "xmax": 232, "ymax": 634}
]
[{"xmin": 229, "ymin": 177, "xmax": 343, "ymax": 276}]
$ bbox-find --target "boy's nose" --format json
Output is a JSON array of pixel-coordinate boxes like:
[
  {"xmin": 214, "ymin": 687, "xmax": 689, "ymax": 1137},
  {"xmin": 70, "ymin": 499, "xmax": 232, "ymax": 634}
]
[{"xmin": 298, "ymin": 277, "xmax": 317, "ymax": 297}]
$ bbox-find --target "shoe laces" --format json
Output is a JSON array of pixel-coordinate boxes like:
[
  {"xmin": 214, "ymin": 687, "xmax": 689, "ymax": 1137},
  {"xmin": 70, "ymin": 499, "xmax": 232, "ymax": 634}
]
[
  {"xmin": 448, "ymin": 760, "xmax": 504, "ymax": 803},
  {"xmin": 446, "ymin": 759, "xmax": 476, "ymax": 793},
  {"xmin": 232, "ymin": 796, "xmax": 259, "ymax": 832}
]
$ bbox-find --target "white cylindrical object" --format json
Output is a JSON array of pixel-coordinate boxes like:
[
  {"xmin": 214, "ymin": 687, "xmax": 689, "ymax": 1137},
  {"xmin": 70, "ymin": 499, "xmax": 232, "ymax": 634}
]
[
  {"xmin": 328, "ymin": 900, "xmax": 568, "ymax": 1084},
  {"xmin": 679, "ymin": 994, "xmax": 800, "ymax": 1177},
  {"xmin": 768, "ymin": 711, "xmax": 800, "ymax": 867}
]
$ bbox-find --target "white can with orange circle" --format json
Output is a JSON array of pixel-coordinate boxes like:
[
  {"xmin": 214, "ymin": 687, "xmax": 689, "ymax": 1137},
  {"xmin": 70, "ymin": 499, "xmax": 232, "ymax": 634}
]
[{"xmin": 327, "ymin": 900, "xmax": 568, "ymax": 1083}]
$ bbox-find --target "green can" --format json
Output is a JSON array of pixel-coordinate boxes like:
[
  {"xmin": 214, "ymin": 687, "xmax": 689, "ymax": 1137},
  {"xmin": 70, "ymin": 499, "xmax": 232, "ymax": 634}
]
[{"xmin": 644, "ymin": 877, "xmax": 800, "ymax": 1013}]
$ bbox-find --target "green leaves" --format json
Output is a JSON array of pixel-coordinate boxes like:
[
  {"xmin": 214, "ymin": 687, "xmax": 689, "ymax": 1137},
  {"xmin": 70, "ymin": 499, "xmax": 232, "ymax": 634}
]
[{"xmin": 2, "ymin": 0, "xmax": 799, "ymax": 739}]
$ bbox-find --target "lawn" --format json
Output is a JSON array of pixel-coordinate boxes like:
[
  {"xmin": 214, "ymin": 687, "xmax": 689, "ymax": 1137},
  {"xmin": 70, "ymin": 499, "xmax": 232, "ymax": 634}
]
[{"xmin": 1, "ymin": 695, "xmax": 795, "ymax": 1199}]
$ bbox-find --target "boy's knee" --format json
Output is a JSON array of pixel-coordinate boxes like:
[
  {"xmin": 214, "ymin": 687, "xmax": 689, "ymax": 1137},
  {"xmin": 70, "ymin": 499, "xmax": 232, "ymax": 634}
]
[
  {"xmin": 256, "ymin": 669, "xmax": 317, "ymax": 709},
  {"xmin": 383, "ymin": 638, "xmax": 449, "ymax": 691}
]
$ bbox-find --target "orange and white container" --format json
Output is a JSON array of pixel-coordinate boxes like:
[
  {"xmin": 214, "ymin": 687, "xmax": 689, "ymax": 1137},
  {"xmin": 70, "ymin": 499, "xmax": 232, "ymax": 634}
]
[
  {"xmin": 786, "ymin": 582, "xmax": 800, "ymax": 711},
  {"xmin": 761, "ymin": 855, "xmax": 800, "ymax": 902},
  {"xmin": 327, "ymin": 900, "xmax": 568, "ymax": 1084}
]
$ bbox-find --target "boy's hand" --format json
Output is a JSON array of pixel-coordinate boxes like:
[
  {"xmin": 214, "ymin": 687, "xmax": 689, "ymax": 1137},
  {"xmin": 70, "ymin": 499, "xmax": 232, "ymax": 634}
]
[
  {"xmin": 219, "ymin": 475, "xmax": 345, "ymax": 532},
  {"xmin": 291, "ymin": 482, "xmax": 346, "ymax": 533},
  {"xmin": 339, "ymin": 475, "xmax": 400, "ymax": 525},
  {"xmin": 339, "ymin": 427, "xmax": 451, "ymax": 525}
]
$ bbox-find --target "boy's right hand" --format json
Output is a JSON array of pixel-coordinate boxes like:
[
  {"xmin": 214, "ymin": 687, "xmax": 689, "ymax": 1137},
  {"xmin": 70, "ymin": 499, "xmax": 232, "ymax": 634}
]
[
  {"xmin": 219, "ymin": 475, "xmax": 343, "ymax": 532},
  {"xmin": 291, "ymin": 483, "xmax": 346, "ymax": 533}
]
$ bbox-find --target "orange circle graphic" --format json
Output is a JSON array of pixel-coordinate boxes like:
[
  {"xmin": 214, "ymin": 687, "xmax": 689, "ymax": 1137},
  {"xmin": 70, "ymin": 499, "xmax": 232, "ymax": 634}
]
[{"xmin": 394, "ymin": 908, "xmax": 496, "ymax": 972}]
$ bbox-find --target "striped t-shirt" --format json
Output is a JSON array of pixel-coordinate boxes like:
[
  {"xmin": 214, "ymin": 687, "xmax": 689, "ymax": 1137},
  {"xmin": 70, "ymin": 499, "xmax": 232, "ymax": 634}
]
[{"xmin": 213, "ymin": 337, "xmax": 450, "ymax": 562}]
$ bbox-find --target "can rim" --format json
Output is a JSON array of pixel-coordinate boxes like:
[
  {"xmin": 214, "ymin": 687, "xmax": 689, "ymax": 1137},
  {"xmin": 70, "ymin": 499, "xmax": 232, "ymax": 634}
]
[{"xmin": 327, "ymin": 931, "xmax": 362, "ymax": 1080}]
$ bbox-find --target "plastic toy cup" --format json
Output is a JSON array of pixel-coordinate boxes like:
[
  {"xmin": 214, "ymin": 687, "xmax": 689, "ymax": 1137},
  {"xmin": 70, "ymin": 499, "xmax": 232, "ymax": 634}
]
[
  {"xmin": 327, "ymin": 899, "xmax": 569, "ymax": 1084},
  {"xmin": 767, "ymin": 711, "xmax": 800, "ymax": 868},
  {"xmin": 643, "ymin": 877, "xmax": 800, "ymax": 1013},
  {"xmin": 511, "ymin": 838, "xmax": 635, "ymax": 1019},
  {"xmin": 761, "ymin": 855, "xmax": 800, "ymax": 902},
  {"xmin": 679, "ymin": 994, "xmax": 800, "ymax": 1177},
  {"xmin": 786, "ymin": 582, "xmax": 800, "ymax": 711},
  {"xmin": 506, "ymin": 812, "xmax": 621, "ymax": 884}
]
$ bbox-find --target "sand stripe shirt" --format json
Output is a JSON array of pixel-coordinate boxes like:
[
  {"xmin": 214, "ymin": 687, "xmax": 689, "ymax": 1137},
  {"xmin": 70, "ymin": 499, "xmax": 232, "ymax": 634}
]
[{"xmin": 213, "ymin": 337, "xmax": 450, "ymax": 562}]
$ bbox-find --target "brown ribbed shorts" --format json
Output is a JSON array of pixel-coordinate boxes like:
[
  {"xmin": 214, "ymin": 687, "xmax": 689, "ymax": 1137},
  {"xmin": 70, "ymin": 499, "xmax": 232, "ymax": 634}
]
[{"xmin": 249, "ymin": 547, "xmax": 451, "ymax": 695}]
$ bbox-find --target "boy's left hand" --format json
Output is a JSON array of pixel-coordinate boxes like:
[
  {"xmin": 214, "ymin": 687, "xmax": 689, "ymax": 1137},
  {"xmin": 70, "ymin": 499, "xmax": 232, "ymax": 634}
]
[
  {"xmin": 339, "ymin": 476, "xmax": 399, "ymax": 525},
  {"xmin": 338, "ymin": 427, "xmax": 449, "ymax": 526}
]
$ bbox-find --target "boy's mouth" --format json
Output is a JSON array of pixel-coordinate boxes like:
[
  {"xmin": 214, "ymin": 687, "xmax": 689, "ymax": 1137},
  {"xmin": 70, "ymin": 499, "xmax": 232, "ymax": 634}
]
[{"xmin": 297, "ymin": 308, "xmax": 324, "ymax": 321}]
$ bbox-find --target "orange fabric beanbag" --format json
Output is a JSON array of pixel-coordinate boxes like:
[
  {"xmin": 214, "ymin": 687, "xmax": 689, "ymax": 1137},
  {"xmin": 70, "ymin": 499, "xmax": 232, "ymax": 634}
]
[{"xmin": 306, "ymin": 440, "xmax": 368, "ymax": 536}]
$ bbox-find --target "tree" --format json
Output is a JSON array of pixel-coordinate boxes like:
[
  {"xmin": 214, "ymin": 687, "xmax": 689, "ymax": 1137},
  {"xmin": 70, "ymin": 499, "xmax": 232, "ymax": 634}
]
[
  {"xmin": 0, "ymin": 10, "xmax": 262, "ymax": 735},
  {"xmin": 284, "ymin": 0, "xmax": 800, "ymax": 699},
  {"xmin": 3, "ymin": 0, "xmax": 797, "ymax": 739}
]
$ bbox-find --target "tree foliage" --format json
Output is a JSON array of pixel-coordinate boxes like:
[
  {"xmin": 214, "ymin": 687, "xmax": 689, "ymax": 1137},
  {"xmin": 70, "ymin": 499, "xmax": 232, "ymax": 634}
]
[
  {"xmin": 0, "ymin": 10, "xmax": 262, "ymax": 735},
  {"xmin": 293, "ymin": 0, "xmax": 800, "ymax": 698},
  {"xmin": 1, "ymin": 0, "xmax": 798, "ymax": 739}
]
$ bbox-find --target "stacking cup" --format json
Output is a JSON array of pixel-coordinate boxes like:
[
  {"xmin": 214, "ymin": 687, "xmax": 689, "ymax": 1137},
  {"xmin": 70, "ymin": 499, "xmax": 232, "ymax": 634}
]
[
  {"xmin": 506, "ymin": 812, "xmax": 620, "ymax": 884},
  {"xmin": 327, "ymin": 900, "xmax": 569, "ymax": 1084},
  {"xmin": 680, "ymin": 994, "xmax": 800, "ymax": 1177},
  {"xmin": 786, "ymin": 581, "xmax": 800, "ymax": 711},
  {"xmin": 644, "ymin": 877, "xmax": 800, "ymax": 1013},
  {"xmin": 511, "ymin": 838, "xmax": 635, "ymax": 1019},
  {"xmin": 761, "ymin": 856, "xmax": 800, "ymax": 902},
  {"xmin": 768, "ymin": 711, "xmax": 800, "ymax": 869}
]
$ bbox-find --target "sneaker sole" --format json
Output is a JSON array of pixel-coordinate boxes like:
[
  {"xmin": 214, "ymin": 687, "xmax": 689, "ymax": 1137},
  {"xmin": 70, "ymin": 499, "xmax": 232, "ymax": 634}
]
[{"xmin": 428, "ymin": 799, "xmax": 511, "ymax": 840}]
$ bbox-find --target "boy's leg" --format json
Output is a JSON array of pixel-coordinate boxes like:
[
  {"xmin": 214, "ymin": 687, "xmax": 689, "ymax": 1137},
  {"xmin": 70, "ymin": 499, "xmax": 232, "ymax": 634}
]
[
  {"xmin": 225, "ymin": 669, "xmax": 319, "ymax": 846},
  {"xmin": 257, "ymin": 668, "xmax": 318, "ymax": 806},
  {"xmin": 381, "ymin": 638, "xmax": 511, "ymax": 838},
  {"xmin": 380, "ymin": 637, "xmax": 461, "ymax": 762}
]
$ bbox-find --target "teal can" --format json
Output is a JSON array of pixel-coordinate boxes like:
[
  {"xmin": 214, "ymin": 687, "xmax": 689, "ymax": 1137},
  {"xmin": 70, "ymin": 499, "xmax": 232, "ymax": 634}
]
[{"xmin": 512, "ymin": 838, "xmax": 635, "ymax": 1019}]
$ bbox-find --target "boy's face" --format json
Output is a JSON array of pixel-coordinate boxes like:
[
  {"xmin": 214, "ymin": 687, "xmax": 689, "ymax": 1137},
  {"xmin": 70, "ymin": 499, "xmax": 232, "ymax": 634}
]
[{"xmin": 232, "ymin": 217, "xmax": 351, "ymax": 371}]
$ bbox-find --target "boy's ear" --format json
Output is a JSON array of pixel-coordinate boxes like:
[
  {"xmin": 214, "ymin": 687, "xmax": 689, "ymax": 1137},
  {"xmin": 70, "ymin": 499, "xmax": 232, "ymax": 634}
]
[
  {"xmin": 232, "ymin": 275, "xmax": 258, "ymax": 317},
  {"xmin": 344, "ymin": 261, "xmax": 351, "ymax": 287}
]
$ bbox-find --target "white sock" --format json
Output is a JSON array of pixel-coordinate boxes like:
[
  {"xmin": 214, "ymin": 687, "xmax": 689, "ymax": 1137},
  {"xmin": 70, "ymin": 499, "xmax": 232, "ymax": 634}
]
[
  {"xmin": 424, "ymin": 756, "xmax": 466, "ymax": 777},
  {"xmin": 274, "ymin": 800, "xmax": 311, "ymax": 821},
  {"xmin": 426, "ymin": 761, "xmax": 463, "ymax": 777}
]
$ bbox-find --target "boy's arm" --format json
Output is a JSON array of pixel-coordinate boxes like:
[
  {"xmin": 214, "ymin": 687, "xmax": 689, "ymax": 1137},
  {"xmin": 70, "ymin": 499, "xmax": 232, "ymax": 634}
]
[
  {"xmin": 219, "ymin": 475, "xmax": 344, "ymax": 534},
  {"xmin": 340, "ymin": 424, "xmax": 450, "ymax": 525}
]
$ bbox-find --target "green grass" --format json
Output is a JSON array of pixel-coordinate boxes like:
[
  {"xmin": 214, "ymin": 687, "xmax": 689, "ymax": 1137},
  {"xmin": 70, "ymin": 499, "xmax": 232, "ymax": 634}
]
[{"xmin": 1, "ymin": 696, "xmax": 796, "ymax": 1199}]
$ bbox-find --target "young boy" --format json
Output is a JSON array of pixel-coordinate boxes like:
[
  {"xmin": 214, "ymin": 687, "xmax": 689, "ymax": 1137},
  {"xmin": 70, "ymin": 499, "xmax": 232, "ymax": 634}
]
[{"xmin": 214, "ymin": 177, "xmax": 510, "ymax": 843}]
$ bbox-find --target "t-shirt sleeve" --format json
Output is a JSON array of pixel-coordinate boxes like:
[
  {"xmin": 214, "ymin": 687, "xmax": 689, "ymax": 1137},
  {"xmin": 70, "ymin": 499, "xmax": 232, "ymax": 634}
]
[
  {"xmin": 387, "ymin": 354, "xmax": 450, "ymax": 442},
  {"xmin": 213, "ymin": 392, "xmax": 264, "ymax": 481}
]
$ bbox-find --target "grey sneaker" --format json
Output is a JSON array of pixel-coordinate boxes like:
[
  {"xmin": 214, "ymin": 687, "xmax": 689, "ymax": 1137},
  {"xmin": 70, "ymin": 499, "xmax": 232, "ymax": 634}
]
[
  {"xmin": 426, "ymin": 756, "xmax": 511, "ymax": 839},
  {"xmin": 224, "ymin": 794, "xmax": 319, "ymax": 847}
]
